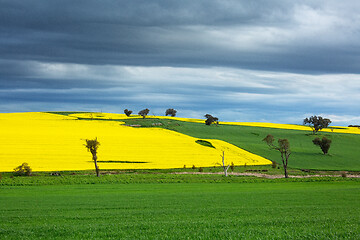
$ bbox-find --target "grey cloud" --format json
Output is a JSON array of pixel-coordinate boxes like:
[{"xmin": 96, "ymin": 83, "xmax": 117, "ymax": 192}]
[
  {"xmin": 1, "ymin": 0, "xmax": 360, "ymax": 72},
  {"xmin": 1, "ymin": 0, "xmax": 360, "ymax": 125}
]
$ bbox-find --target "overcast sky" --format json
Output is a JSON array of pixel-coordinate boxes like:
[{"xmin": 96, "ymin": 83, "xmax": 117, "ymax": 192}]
[{"xmin": 1, "ymin": 0, "xmax": 360, "ymax": 125}]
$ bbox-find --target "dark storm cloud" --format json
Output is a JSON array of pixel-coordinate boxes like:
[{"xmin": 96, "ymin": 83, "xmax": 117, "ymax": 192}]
[
  {"xmin": 1, "ymin": 0, "xmax": 360, "ymax": 72},
  {"xmin": 1, "ymin": 0, "xmax": 360, "ymax": 125}
]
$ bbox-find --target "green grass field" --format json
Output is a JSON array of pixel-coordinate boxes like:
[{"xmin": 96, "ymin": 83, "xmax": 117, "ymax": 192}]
[
  {"xmin": 1, "ymin": 181, "xmax": 359, "ymax": 239},
  {"xmin": 121, "ymin": 118, "xmax": 360, "ymax": 171},
  {"xmin": 1, "ymin": 113, "xmax": 360, "ymax": 239}
]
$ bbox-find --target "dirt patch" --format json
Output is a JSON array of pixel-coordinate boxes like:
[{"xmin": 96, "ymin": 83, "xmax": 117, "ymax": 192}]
[{"xmin": 172, "ymin": 172, "xmax": 360, "ymax": 179}]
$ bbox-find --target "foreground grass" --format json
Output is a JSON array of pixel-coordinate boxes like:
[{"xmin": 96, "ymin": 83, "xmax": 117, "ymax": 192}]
[
  {"xmin": 0, "ymin": 181, "xmax": 359, "ymax": 239},
  {"xmin": 2, "ymin": 164, "xmax": 359, "ymax": 186}
]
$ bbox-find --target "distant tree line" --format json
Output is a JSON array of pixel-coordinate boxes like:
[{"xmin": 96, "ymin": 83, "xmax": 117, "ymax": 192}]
[{"xmin": 123, "ymin": 108, "xmax": 178, "ymax": 118}]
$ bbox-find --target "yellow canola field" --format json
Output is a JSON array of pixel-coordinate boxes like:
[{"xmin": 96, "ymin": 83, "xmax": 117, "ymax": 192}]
[
  {"xmin": 221, "ymin": 122, "xmax": 360, "ymax": 135},
  {"xmin": 68, "ymin": 112, "xmax": 360, "ymax": 135},
  {"xmin": 0, "ymin": 112, "xmax": 270, "ymax": 172},
  {"xmin": 68, "ymin": 112, "xmax": 204, "ymax": 123}
]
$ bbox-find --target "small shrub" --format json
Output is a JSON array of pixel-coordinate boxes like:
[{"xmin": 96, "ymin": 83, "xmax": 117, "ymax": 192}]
[
  {"xmin": 13, "ymin": 162, "xmax": 32, "ymax": 176},
  {"xmin": 199, "ymin": 167, "xmax": 203, "ymax": 172},
  {"xmin": 313, "ymin": 137, "xmax": 332, "ymax": 154},
  {"xmin": 272, "ymin": 161, "xmax": 277, "ymax": 168},
  {"xmin": 230, "ymin": 162, "xmax": 235, "ymax": 171},
  {"xmin": 183, "ymin": 165, "xmax": 186, "ymax": 169},
  {"xmin": 0, "ymin": 172, "xmax": 2, "ymax": 181},
  {"xmin": 192, "ymin": 165, "xmax": 196, "ymax": 169}
]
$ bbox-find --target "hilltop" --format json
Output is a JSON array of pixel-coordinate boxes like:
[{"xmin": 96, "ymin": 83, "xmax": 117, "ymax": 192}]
[{"xmin": 1, "ymin": 111, "xmax": 359, "ymax": 173}]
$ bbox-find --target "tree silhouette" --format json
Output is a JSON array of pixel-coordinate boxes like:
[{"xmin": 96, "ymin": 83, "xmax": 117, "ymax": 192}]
[
  {"xmin": 84, "ymin": 138, "xmax": 100, "ymax": 177},
  {"xmin": 165, "ymin": 108, "xmax": 177, "ymax": 117},
  {"xmin": 124, "ymin": 109, "xmax": 133, "ymax": 117},
  {"xmin": 204, "ymin": 114, "xmax": 218, "ymax": 125},
  {"xmin": 313, "ymin": 137, "xmax": 332, "ymax": 155},
  {"xmin": 303, "ymin": 116, "xmax": 331, "ymax": 134},
  {"xmin": 138, "ymin": 109, "xmax": 150, "ymax": 119},
  {"xmin": 263, "ymin": 134, "xmax": 291, "ymax": 178}
]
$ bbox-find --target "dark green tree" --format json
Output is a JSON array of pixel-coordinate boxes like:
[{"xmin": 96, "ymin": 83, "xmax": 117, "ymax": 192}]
[
  {"xmin": 84, "ymin": 138, "xmax": 100, "ymax": 177},
  {"xmin": 124, "ymin": 109, "xmax": 133, "ymax": 117},
  {"xmin": 303, "ymin": 116, "xmax": 331, "ymax": 134},
  {"xmin": 138, "ymin": 109, "xmax": 150, "ymax": 119},
  {"xmin": 313, "ymin": 137, "xmax": 332, "ymax": 155},
  {"xmin": 165, "ymin": 108, "xmax": 177, "ymax": 117},
  {"xmin": 263, "ymin": 134, "xmax": 291, "ymax": 178},
  {"xmin": 13, "ymin": 162, "xmax": 32, "ymax": 176}
]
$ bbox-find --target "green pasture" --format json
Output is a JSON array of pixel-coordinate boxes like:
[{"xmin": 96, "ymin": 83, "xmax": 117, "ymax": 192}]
[
  {"xmin": 0, "ymin": 181, "xmax": 359, "ymax": 239},
  {"xmin": 47, "ymin": 112, "xmax": 360, "ymax": 171},
  {"xmin": 120, "ymin": 118, "xmax": 360, "ymax": 171}
]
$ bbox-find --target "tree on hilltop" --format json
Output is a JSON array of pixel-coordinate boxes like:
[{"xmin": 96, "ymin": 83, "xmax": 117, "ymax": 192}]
[
  {"xmin": 303, "ymin": 116, "xmax": 331, "ymax": 134},
  {"xmin": 124, "ymin": 109, "xmax": 133, "ymax": 117},
  {"xmin": 138, "ymin": 109, "xmax": 150, "ymax": 119},
  {"xmin": 165, "ymin": 108, "xmax": 177, "ymax": 117},
  {"xmin": 204, "ymin": 114, "xmax": 218, "ymax": 126},
  {"xmin": 263, "ymin": 134, "xmax": 291, "ymax": 178},
  {"xmin": 84, "ymin": 138, "xmax": 100, "ymax": 177}
]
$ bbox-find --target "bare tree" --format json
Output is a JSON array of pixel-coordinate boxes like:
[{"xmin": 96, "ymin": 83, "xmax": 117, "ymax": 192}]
[
  {"xmin": 263, "ymin": 134, "xmax": 291, "ymax": 178},
  {"xmin": 220, "ymin": 151, "xmax": 230, "ymax": 177},
  {"xmin": 84, "ymin": 138, "xmax": 100, "ymax": 177}
]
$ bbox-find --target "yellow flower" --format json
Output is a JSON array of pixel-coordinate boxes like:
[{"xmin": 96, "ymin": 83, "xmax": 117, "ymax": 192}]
[{"xmin": 0, "ymin": 112, "xmax": 270, "ymax": 171}]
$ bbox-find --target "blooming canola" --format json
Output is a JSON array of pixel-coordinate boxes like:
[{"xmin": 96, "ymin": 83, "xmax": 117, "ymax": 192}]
[{"xmin": 0, "ymin": 112, "xmax": 271, "ymax": 172}]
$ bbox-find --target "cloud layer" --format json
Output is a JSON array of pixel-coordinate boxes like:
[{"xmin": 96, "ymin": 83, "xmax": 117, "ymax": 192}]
[{"xmin": 1, "ymin": 0, "xmax": 360, "ymax": 125}]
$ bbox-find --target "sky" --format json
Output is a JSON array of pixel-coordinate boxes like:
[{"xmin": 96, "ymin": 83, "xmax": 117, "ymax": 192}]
[{"xmin": 1, "ymin": 0, "xmax": 360, "ymax": 125}]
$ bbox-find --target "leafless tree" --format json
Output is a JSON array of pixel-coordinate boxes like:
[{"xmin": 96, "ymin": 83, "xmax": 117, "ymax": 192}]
[{"xmin": 220, "ymin": 151, "xmax": 230, "ymax": 177}]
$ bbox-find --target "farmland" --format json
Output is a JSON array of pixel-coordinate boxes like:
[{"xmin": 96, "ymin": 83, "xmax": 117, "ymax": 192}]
[
  {"xmin": 119, "ymin": 113, "xmax": 360, "ymax": 171},
  {"xmin": 1, "ymin": 111, "xmax": 360, "ymax": 239},
  {"xmin": 0, "ymin": 112, "xmax": 270, "ymax": 172},
  {"xmin": 1, "ymin": 181, "xmax": 359, "ymax": 239},
  {"xmin": 1, "ymin": 111, "xmax": 360, "ymax": 172}
]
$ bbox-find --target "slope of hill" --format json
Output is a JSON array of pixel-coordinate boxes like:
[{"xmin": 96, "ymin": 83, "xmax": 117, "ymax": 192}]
[
  {"xmin": 0, "ymin": 112, "xmax": 270, "ymax": 172},
  {"xmin": 1, "ymin": 111, "xmax": 359, "ymax": 172}
]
